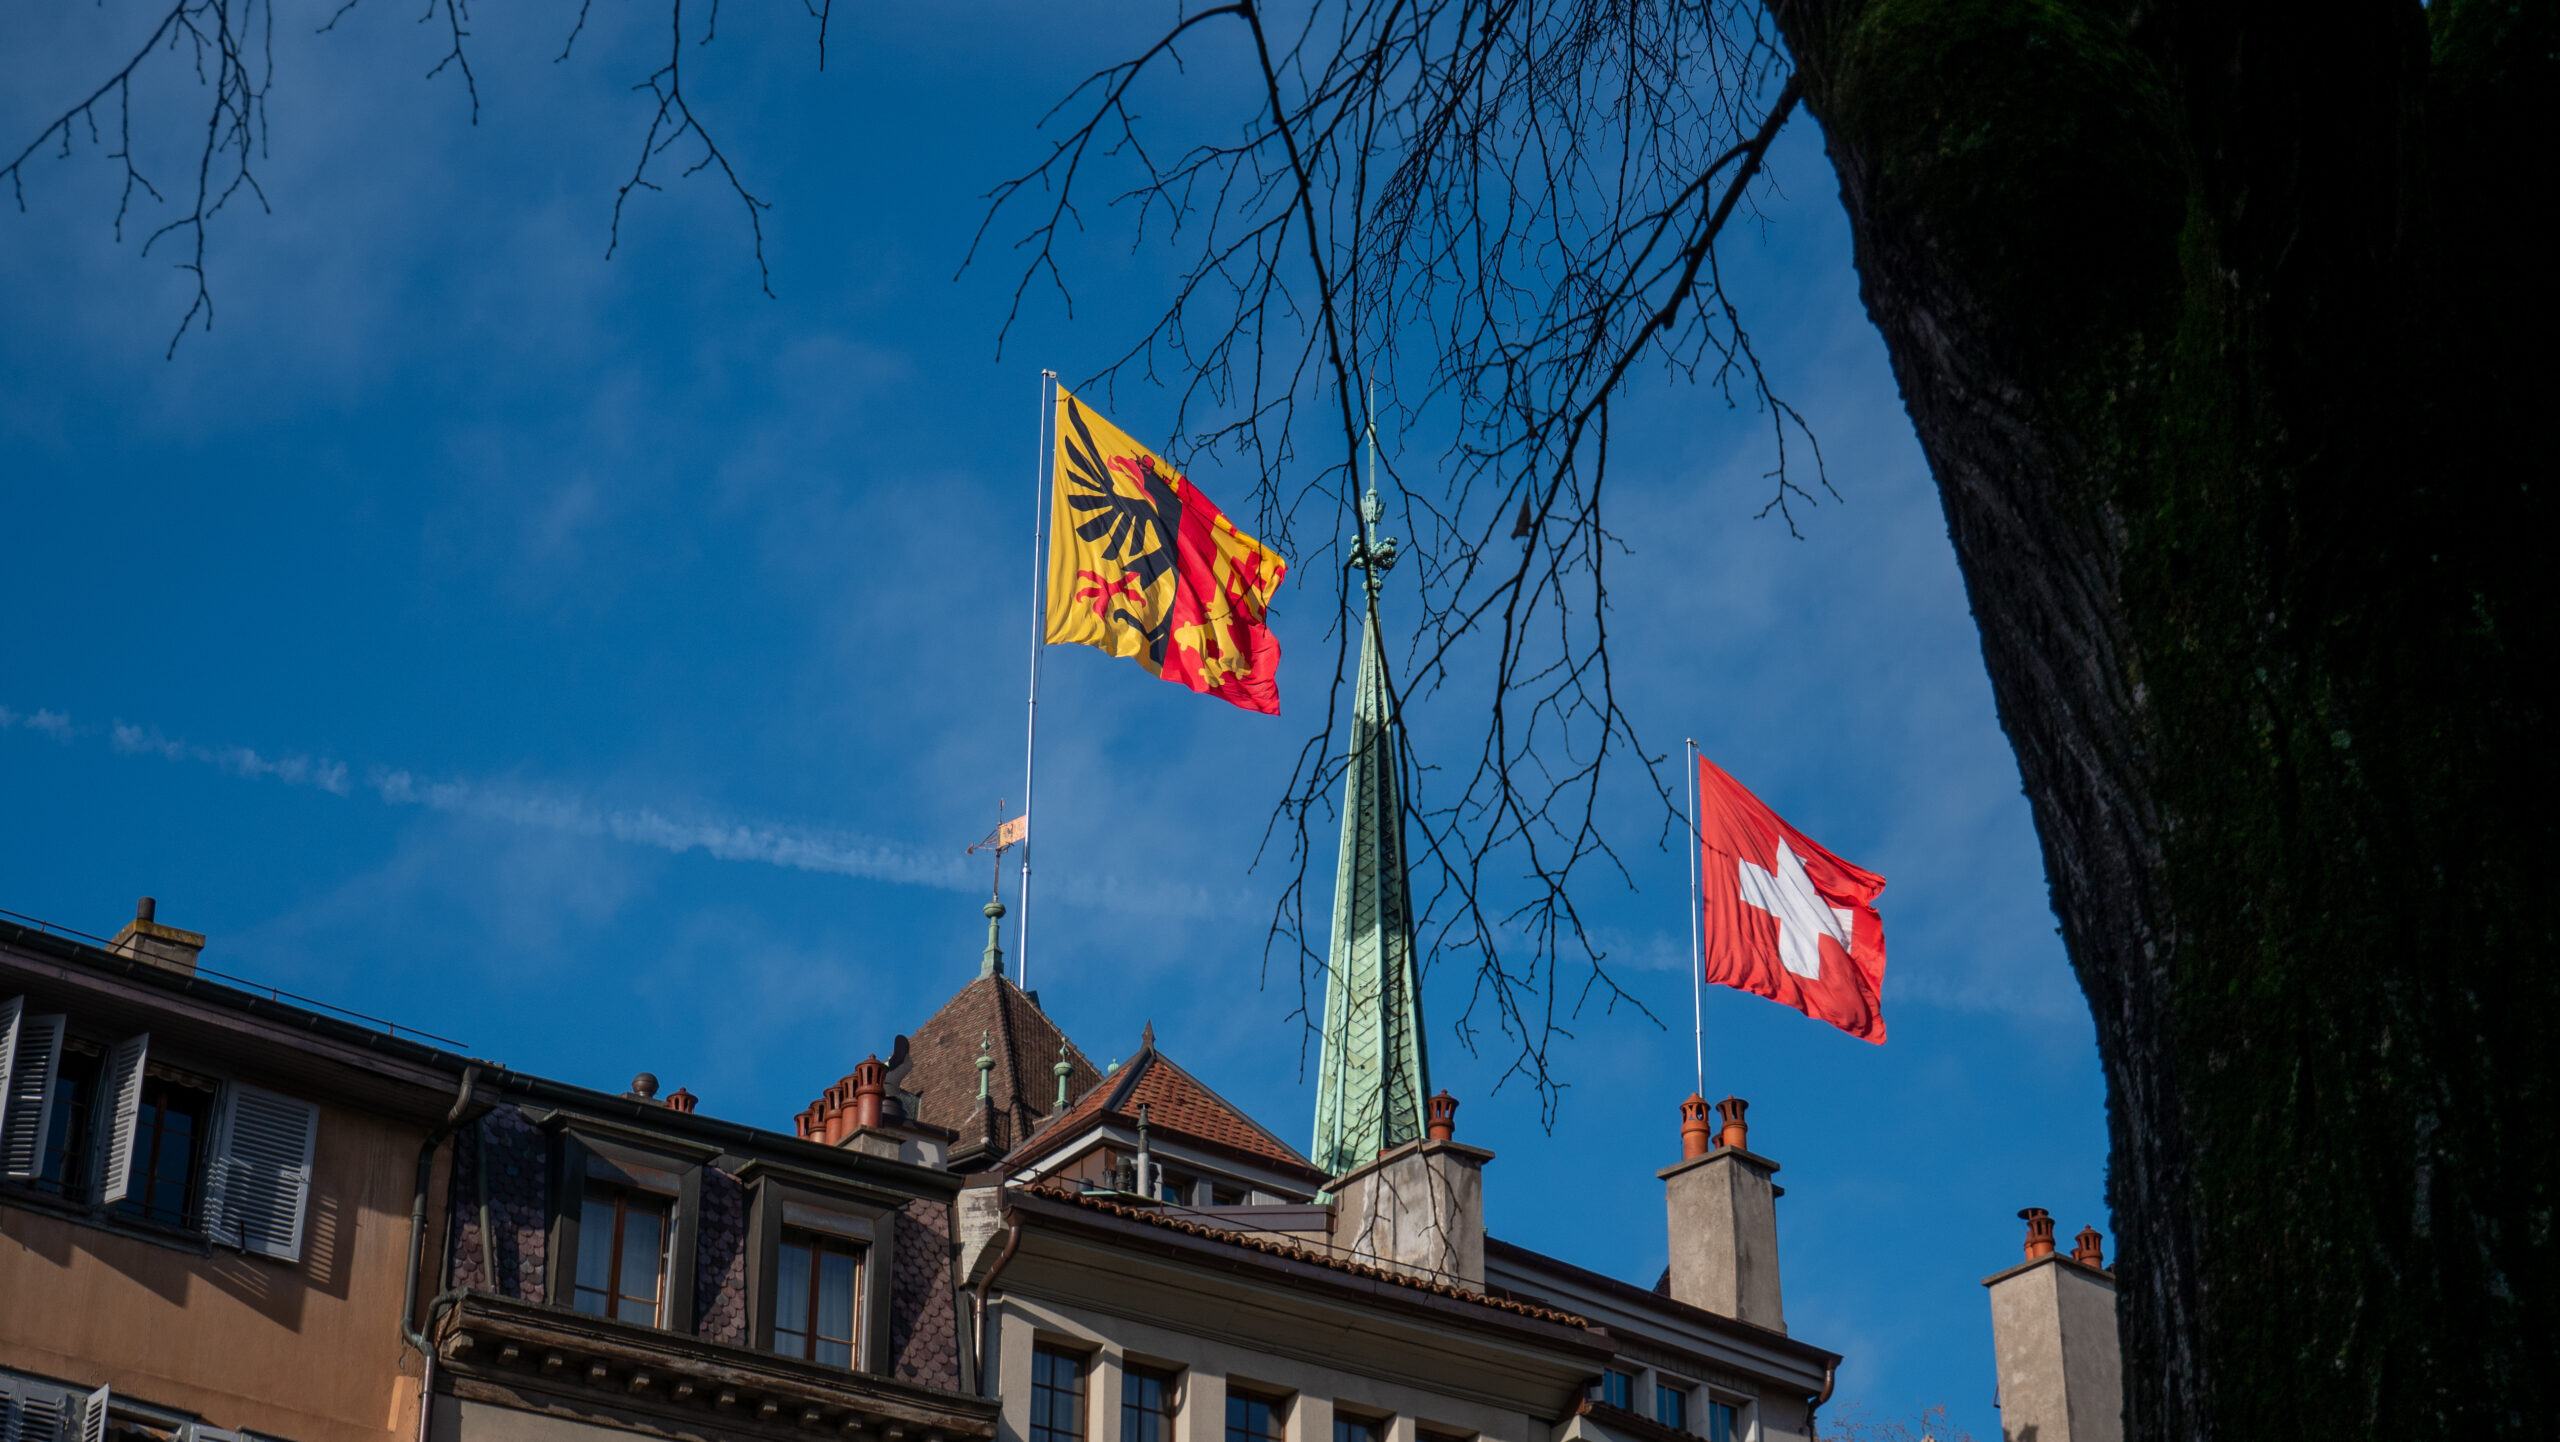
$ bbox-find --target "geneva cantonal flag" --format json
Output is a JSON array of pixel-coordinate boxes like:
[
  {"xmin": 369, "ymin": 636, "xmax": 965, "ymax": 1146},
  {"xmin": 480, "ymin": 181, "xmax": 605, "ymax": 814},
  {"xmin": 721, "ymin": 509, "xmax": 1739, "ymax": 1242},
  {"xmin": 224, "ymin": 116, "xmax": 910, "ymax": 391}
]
[
  {"xmin": 1695, "ymin": 753, "xmax": 1890, "ymax": 1042},
  {"xmin": 1046, "ymin": 388, "xmax": 1288, "ymax": 714}
]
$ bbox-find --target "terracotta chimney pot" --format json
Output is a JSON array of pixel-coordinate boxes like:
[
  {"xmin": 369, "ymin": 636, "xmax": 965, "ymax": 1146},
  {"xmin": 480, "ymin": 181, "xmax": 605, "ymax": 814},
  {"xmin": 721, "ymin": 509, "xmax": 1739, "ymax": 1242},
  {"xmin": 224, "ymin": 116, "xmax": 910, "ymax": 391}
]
[
  {"xmin": 2021, "ymin": 1206, "xmax": 2057, "ymax": 1260},
  {"xmin": 2072, "ymin": 1225, "xmax": 2105, "ymax": 1268},
  {"xmin": 1679, "ymin": 1094, "xmax": 1715, "ymax": 1160},
  {"xmin": 1425, "ymin": 1090, "xmax": 1460, "ymax": 1141},
  {"xmin": 853, "ymin": 1054, "xmax": 889, "ymax": 1131},
  {"xmin": 1716, "ymin": 1095, "xmax": 1750, "ymax": 1151},
  {"xmin": 665, "ymin": 1087, "xmax": 698, "ymax": 1114}
]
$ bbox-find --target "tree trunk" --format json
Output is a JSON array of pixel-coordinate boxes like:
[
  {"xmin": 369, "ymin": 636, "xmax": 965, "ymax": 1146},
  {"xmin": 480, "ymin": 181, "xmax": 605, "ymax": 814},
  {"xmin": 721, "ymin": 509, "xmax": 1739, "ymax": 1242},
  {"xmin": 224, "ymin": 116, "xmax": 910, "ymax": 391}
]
[{"xmin": 1764, "ymin": 0, "xmax": 2558, "ymax": 1434}]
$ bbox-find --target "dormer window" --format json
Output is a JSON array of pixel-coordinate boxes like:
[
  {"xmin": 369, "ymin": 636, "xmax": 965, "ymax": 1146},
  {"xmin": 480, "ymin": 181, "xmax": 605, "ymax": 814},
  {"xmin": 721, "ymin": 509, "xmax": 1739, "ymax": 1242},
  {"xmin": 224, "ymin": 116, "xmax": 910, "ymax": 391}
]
[
  {"xmin": 775, "ymin": 1230, "xmax": 862, "ymax": 1367},
  {"xmin": 574, "ymin": 1188, "xmax": 670, "ymax": 1325}
]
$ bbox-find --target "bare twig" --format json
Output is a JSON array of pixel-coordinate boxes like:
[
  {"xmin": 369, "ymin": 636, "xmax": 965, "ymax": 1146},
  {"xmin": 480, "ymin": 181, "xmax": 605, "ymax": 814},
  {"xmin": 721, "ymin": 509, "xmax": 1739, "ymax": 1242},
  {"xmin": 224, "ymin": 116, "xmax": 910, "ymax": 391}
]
[{"xmin": 973, "ymin": 0, "xmax": 1815, "ymax": 1119}]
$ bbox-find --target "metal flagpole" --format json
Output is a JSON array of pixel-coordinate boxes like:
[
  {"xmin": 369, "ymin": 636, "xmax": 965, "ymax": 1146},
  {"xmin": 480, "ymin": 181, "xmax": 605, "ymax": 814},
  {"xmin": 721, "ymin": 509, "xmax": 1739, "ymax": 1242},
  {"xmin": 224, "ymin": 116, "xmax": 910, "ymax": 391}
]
[
  {"xmin": 1019, "ymin": 370, "xmax": 1056, "ymax": 990},
  {"xmin": 1686, "ymin": 736, "xmax": 1705, "ymax": 1096}
]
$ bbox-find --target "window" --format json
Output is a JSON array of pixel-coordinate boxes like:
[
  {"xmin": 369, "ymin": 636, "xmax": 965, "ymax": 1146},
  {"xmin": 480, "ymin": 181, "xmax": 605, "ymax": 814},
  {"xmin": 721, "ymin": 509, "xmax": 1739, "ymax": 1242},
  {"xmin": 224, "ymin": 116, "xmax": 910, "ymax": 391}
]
[
  {"xmin": 1210, "ymin": 1184, "xmax": 1246, "ymax": 1207},
  {"xmin": 775, "ymin": 1231, "xmax": 861, "ymax": 1367},
  {"xmin": 1705, "ymin": 1402, "xmax": 1738, "ymax": 1442},
  {"xmin": 574, "ymin": 1189, "xmax": 669, "ymax": 1325},
  {"xmin": 1598, "ymin": 1371, "xmax": 1633, "ymax": 1410},
  {"xmin": 1031, "ymin": 1347, "xmax": 1086, "ymax": 1442},
  {"xmin": 1655, "ymin": 1383, "xmax": 1688, "ymax": 1432},
  {"xmin": 30, "ymin": 1046, "xmax": 103, "ymax": 1201},
  {"xmin": 1335, "ymin": 1418, "xmax": 1382, "ymax": 1442},
  {"xmin": 1225, "ymin": 1393, "xmax": 1283, "ymax": 1442},
  {"xmin": 113, "ymin": 1075, "xmax": 214, "ymax": 1228},
  {"xmin": 1122, "ymin": 1367, "xmax": 1178, "ymax": 1442}
]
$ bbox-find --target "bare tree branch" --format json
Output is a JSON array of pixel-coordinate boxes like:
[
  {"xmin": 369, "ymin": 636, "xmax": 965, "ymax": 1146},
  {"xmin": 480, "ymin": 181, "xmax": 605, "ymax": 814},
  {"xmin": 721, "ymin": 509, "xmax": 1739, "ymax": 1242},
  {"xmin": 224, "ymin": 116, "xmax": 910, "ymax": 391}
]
[{"xmin": 973, "ymin": 0, "xmax": 1816, "ymax": 1120}]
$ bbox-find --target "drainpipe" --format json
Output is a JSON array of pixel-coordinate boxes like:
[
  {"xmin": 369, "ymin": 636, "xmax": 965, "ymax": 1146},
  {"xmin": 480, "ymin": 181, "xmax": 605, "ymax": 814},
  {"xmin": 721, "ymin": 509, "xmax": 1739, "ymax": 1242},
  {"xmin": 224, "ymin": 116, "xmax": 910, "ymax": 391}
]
[
  {"xmin": 972, "ymin": 1220, "xmax": 1023, "ymax": 1397},
  {"xmin": 403, "ymin": 1066, "xmax": 482, "ymax": 1357}
]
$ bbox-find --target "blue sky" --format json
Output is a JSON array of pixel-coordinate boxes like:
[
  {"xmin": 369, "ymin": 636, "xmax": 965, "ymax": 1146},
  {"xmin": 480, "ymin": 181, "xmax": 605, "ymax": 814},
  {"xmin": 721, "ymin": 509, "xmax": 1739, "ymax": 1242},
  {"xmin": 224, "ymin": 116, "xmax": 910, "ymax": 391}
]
[{"xmin": 2, "ymin": 7, "xmax": 2104, "ymax": 1436}]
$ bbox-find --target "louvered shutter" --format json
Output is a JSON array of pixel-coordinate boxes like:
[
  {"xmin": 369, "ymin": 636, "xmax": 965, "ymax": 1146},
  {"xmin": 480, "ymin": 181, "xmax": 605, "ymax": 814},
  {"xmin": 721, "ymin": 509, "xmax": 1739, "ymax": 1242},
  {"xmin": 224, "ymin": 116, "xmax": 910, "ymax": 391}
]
[
  {"xmin": 3, "ymin": 1375, "xmax": 77, "ymax": 1442},
  {"xmin": 1, "ymin": 1012, "xmax": 67, "ymax": 1179},
  {"xmin": 182, "ymin": 1425, "xmax": 250, "ymax": 1442},
  {"xmin": 0, "ymin": 996, "xmax": 22, "ymax": 1143},
  {"xmin": 92, "ymin": 1033, "xmax": 150, "ymax": 1205},
  {"xmin": 77, "ymin": 1386, "xmax": 108, "ymax": 1442},
  {"xmin": 202, "ymin": 1083, "xmax": 319, "ymax": 1261}
]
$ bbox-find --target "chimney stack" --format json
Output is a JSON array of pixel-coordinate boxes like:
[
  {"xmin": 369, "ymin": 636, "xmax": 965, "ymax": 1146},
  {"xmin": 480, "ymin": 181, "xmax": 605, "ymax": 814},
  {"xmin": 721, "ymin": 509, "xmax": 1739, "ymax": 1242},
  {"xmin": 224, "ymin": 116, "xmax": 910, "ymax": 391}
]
[
  {"xmin": 1327, "ymin": 1094, "xmax": 1492, "ymax": 1286},
  {"xmin": 1660, "ymin": 1093, "xmax": 1786, "ymax": 1332},
  {"xmin": 109, "ymin": 896, "xmax": 205, "ymax": 975},
  {"xmin": 1984, "ymin": 1212, "xmax": 2121, "ymax": 1442}
]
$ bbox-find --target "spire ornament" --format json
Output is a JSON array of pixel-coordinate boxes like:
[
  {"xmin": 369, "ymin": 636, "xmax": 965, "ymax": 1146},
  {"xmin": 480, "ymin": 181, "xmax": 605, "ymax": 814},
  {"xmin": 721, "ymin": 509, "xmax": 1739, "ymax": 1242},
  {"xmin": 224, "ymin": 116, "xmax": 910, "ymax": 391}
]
[{"xmin": 1311, "ymin": 383, "xmax": 1431, "ymax": 1177}]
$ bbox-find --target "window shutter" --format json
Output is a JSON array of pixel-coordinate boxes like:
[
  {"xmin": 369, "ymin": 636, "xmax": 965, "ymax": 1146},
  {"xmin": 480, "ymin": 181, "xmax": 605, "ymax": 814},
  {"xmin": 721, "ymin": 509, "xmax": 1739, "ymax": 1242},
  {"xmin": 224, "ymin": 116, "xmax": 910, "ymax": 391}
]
[
  {"xmin": 78, "ymin": 1386, "xmax": 109, "ymax": 1442},
  {"xmin": 1, "ymin": 1012, "xmax": 67, "ymax": 1179},
  {"xmin": 0, "ymin": 1373, "xmax": 84, "ymax": 1442},
  {"xmin": 182, "ymin": 1424, "xmax": 251, "ymax": 1442},
  {"xmin": 202, "ymin": 1083, "xmax": 319, "ymax": 1261},
  {"xmin": 92, "ymin": 1033, "xmax": 150, "ymax": 1205},
  {"xmin": 0, "ymin": 996, "xmax": 22, "ymax": 1142}
]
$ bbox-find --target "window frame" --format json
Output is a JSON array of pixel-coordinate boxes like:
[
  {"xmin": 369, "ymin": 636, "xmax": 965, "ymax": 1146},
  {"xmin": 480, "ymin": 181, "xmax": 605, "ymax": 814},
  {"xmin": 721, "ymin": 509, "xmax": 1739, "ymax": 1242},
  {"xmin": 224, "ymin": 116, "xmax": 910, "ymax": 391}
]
[
  {"xmin": 1030, "ymin": 1344, "xmax": 1089, "ymax": 1442},
  {"xmin": 1654, "ymin": 1380, "xmax": 1691, "ymax": 1433},
  {"xmin": 735, "ymin": 1160, "xmax": 899, "ymax": 1373},
  {"xmin": 572, "ymin": 1185, "xmax": 673, "ymax": 1324},
  {"xmin": 772, "ymin": 1228, "xmax": 864, "ymax": 1367},
  {"xmin": 542, "ymin": 1124, "xmax": 711, "ymax": 1333},
  {"xmin": 1702, "ymin": 1398, "xmax": 1740, "ymax": 1442},
  {"xmin": 1223, "ymin": 1389, "xmax": 1287, "ymax": 1442},
  {"xmin": 1598, "ymin": 1370, "xmax": 1635, "ymax": 1411},
  {"xmin": 1119, "ymin": 1364, "xmax": 1180, "ymax": 1442}
]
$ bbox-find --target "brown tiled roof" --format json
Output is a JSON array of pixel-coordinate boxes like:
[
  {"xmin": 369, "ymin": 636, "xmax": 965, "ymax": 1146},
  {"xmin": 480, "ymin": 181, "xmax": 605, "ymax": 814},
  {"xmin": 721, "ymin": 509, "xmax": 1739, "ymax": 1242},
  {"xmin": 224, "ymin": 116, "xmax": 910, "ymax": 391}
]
[
  {"xmin": 1004, "ymin": 1028, "xmax": 1326, "ymax": 1181},
  {"xmin": 1017, "ymin": 1180, "xmax": 1590, "ymax": 1329},
  {"xmin": 886, "ymin": 974, "xmax": 1103, "ymax": 1162}
]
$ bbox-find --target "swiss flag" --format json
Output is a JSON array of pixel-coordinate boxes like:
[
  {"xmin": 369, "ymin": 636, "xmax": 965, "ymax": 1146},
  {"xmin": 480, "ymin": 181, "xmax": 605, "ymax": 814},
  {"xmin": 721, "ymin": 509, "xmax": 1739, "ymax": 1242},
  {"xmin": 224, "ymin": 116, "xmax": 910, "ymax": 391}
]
[{"xmin": 1694, "ymin": 753, "xmax": 1889, "ymax": 1043}]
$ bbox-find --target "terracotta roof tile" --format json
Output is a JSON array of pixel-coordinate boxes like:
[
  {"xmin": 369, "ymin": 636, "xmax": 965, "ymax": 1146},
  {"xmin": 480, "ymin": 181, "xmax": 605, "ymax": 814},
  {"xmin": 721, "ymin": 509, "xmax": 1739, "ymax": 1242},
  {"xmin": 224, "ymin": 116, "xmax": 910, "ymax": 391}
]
[
  {"xmin": 1005, "ymin": 1034, "xmax": 1325, "ymax": 1180},
  {"xmin": 1018, "ymin": 1180, "xmax": 1590, "ymax": 1329}
]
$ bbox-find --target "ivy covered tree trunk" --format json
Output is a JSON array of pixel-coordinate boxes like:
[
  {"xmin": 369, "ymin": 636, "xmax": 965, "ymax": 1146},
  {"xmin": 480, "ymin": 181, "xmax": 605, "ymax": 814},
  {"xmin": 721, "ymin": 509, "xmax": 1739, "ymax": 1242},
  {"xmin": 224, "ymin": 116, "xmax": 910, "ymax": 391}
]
[{"xmin": 1766, "ymin": 0, "xmax": 2557, "ymax": 1434}]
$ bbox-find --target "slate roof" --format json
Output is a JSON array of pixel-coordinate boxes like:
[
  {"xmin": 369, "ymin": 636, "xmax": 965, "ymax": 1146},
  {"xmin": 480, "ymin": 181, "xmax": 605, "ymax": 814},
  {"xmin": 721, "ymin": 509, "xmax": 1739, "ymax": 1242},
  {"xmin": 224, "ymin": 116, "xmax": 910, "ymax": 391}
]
[
  {"xmin": 884, "ymin": 973, "xmax": 1103, "ymax": 1163},
  {"xmin": 1016, "ymin": 1180, "xmax": 1591, "ymax": 1329},
  {"xmin": 1004, "ymin": 1025, "xmax": 1329, "ymax": 1183}
]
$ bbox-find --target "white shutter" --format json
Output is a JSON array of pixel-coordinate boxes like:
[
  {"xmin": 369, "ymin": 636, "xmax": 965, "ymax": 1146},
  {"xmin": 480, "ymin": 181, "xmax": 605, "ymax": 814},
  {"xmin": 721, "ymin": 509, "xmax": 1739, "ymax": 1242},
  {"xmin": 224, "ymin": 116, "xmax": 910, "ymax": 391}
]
[
  {"xmin": 0, "ymin": 996, "xmax": 22, "ymax": 1143},
  {"xmin": 182, "ymin": 1426, "xmax": 250, "ymax": 1442},
  {"xmin": 1, "ymin": 1013, "xmax": 67, "ymax": 1179},
  {"xmin": 202, "ymin": 1083, "xmax": 318, "ymax": 1261},
  {"xmin": 77, "ymin": 1386, "xmax": 108, "ymax": 1442},
  {"xmin": 92, "ymin": 1034, "xmax": 150, "ymax": 1206}
]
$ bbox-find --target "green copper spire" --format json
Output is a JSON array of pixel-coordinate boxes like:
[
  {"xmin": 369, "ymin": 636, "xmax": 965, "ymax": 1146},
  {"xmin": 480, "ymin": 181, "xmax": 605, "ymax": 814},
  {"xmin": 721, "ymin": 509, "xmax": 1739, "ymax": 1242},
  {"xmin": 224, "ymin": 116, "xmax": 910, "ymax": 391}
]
[{"xmin": 1312, "ymin": 396, "xmax": 1430, "ymax": 1177}]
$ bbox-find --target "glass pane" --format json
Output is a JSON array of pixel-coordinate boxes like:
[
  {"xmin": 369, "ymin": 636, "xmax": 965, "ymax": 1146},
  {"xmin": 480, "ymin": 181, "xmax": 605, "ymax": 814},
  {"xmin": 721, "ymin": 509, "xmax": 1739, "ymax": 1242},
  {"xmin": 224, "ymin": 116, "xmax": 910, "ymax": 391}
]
[
  {"xmin": 816, "ymin": 1250, "xmax": 858, "ymax": 1345},
  {"xmin": 817, "ymin": 1337, "xmax": 854, "ymax": 1368},
  {"xmin": 1707, "ymin": 1404, "xmax": 1735, "ymax": 1442},
  {"xmin": 1336, "ymin": 1420, "xmax": 1377, "ymax": 1442},
  {"xmin": 777, "ymin": 1240, "xmax": 813, "ymax": 1355},
  {"xmin": 620, "ymin": 1204, "xmax": 665, "ymax": 1319},
  {"xmin": 576, "ymin": 1197, "xmax": 618, "ymax": 1298}
]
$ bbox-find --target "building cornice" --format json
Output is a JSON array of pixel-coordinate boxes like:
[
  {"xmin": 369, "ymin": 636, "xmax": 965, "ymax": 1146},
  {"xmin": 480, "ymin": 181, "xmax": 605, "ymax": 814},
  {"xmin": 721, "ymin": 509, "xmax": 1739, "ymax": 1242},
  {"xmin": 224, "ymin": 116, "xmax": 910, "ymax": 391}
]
[{"xmin": 431, "ymin": 1292, "xmax": 998, "ymax": 1441}]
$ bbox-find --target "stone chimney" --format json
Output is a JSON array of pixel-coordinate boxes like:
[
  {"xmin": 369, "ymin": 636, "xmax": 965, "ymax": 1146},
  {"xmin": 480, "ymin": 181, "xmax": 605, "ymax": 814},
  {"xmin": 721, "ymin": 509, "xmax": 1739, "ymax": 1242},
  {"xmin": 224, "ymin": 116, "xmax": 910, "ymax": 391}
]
[
  {"xmin": 1660, "ymin": 1093, "xmax": 1785, "ymax": 1332},
  {"xmin": 109, "ymin": 897, "xmax": 205, "ymax": 975},
  {"xmin": 1984, "ymin": 1210, "xmax": 2121, "ymax": 1442},
  {"xmin": 1328, "ymin": 1095, "xmax": 1491, "ymax": 1287}
]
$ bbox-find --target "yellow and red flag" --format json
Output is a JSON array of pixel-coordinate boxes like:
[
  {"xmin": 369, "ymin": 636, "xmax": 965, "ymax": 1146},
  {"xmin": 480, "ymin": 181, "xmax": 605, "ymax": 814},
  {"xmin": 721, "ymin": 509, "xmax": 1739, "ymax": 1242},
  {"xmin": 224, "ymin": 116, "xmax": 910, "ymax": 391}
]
[{"xmin": 1046, "ymin": 388, "xmax": 1288, "ymax": 714}]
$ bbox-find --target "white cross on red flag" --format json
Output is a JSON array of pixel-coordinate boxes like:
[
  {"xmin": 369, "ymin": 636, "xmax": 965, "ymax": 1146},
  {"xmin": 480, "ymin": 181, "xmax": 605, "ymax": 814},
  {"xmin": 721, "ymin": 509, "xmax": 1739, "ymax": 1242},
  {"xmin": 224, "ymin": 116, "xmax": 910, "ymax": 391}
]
[{"xmin": 1694, "ymin": 753, "xmax": 1890, "ymax": 1043}]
